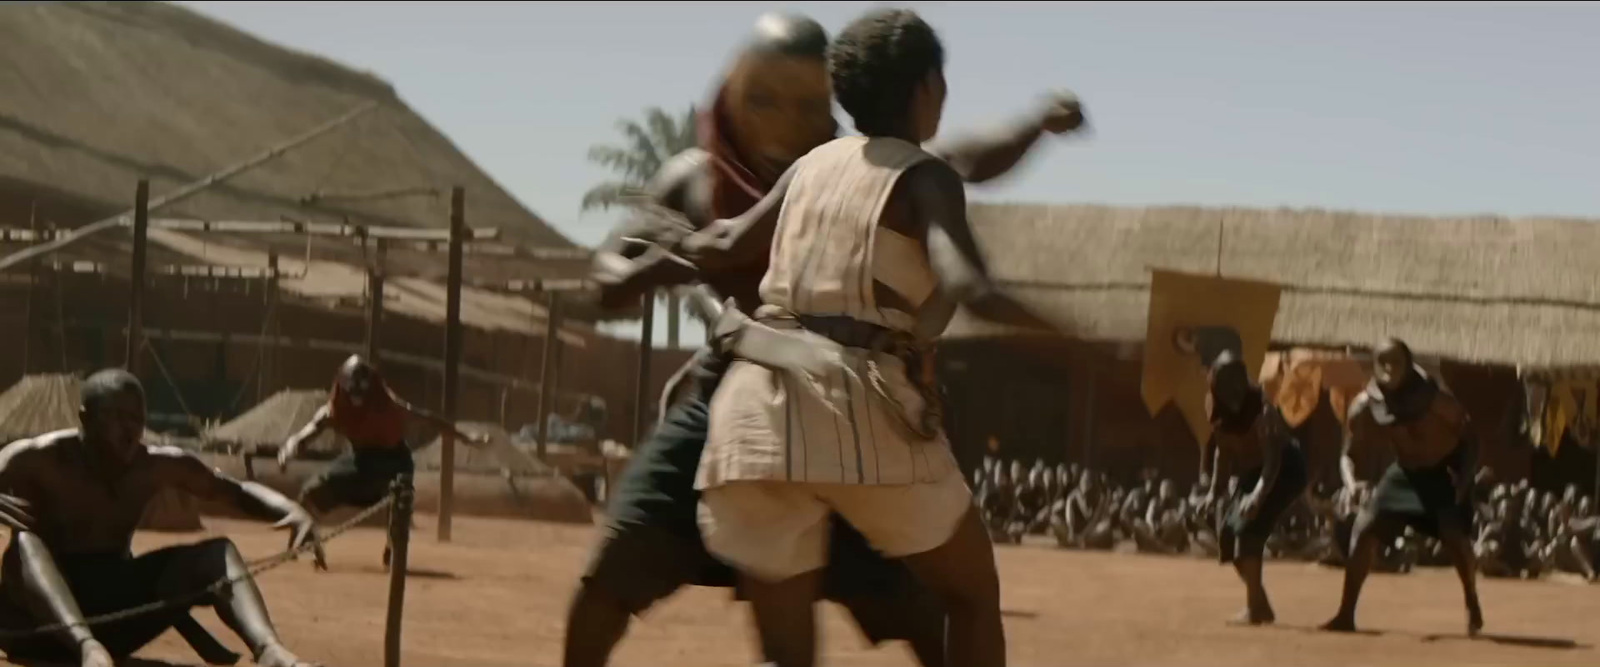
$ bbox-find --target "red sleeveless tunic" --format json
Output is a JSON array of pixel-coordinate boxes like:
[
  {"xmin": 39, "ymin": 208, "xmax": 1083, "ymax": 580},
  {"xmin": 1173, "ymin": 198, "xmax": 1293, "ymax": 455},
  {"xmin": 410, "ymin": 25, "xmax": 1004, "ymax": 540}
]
[{"xmin": 327, "ymin": 379, "xmax": 407, "ymax": 450}]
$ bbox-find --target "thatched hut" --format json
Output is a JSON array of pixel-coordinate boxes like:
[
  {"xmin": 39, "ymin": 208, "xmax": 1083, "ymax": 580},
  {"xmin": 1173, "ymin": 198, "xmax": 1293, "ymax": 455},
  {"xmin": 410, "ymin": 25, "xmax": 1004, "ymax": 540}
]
[
  {"xmin": 205, "ymin": 397, "xmax": 590, "ymax": 525},
  {"xmin": 0, "ymin": 373, "xmax": 200, "ymax": 531},
  {"xmin": 940, "ymin": 203, "xmax": 1600, "ymax": 487},
  {"xmin": 414, "ymin": 422, "xmax": 591, "ymax": 524},
  {"xmin": 0, "ymin": 2, "xmax": 567, "ymax": 246},
  {"xmin": 0, "ymin": 2, "xmax": 697, "ymax": 453},
  {"xmin": 417, "ymin": 422, "xmax": 521, "ymax": 473},
  {"xmin": 205, "ymin": 389, "xmax": 343, "ymax": 456}
]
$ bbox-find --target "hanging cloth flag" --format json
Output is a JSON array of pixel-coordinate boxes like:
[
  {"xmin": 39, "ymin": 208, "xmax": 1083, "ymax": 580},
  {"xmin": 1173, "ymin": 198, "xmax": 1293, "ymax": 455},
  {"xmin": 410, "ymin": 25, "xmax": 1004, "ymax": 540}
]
[
  {"xmin": 1543, "ymin": 375, "xmax": 1600, "ymax": 456},
  {"xmin": 1141, "ymin": 269, "xmax": 1282, "ymax": 446}
]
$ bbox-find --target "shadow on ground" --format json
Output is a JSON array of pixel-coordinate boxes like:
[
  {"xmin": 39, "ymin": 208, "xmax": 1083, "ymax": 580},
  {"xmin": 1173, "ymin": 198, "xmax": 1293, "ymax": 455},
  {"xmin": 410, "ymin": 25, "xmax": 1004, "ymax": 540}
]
[{"xmin": 1274, "ymin": 624, "xmax": 1585, "ymax": 650}]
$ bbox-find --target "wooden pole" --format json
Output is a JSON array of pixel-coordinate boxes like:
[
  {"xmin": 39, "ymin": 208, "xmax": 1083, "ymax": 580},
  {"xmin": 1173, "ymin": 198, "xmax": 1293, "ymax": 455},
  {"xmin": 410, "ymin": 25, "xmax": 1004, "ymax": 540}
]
[
  {"xmin": 125, "ymin": 180, "xmax": 150, "ymax": 372},
  {"xmin": 632, "ymin": 291, "xmax": 656, "ymax": 445},
  {"xmin": 437, "ymin": 187, "xmax": 465, "ymax": 542},
  {"xmin": 1083, "ymin": 361, "xmax": 1097, "ymax": 470},
  {"xmin": 260, "ymin": 251, "xmax": 278, "ymax": 404},
  {"xmin": 383, "ymin": 473, "xmax": 415, "ymax": 667},
  {"xmin": 535, "ymin": 292, "xmax": 562, "ymax": 460},
  {"xmin": 1592, "ymin": 437, "xmax": 1599, "ymax": 504},
  {"xmin": 666, "ymin": 290, "xmax": 681, "ymax": 350},
  {"xmin": 366, "ymin": 238, "xmax": 387, "ymax": 364},
  {"xmin": 22, "ymin": 203, "xmax": 37, "ymax": 373}
]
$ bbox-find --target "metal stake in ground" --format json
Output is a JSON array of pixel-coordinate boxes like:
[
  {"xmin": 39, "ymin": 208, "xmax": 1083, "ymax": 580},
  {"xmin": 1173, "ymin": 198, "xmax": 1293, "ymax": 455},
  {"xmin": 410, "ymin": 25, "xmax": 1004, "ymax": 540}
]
[{"xmin": 384, "ymin": 473, "xmax": 415, "ymax": 667}]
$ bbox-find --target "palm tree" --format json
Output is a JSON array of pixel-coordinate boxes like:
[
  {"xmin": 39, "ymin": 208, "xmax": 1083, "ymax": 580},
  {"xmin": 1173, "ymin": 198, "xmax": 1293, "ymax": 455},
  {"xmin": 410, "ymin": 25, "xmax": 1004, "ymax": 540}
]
[
  {"xmin": 584, "ymin": 105, "xmax": 702, "ymax": 347},
  {"xmin": 581, "ymin": 106, "xmax": 698, "ymax": 212}
]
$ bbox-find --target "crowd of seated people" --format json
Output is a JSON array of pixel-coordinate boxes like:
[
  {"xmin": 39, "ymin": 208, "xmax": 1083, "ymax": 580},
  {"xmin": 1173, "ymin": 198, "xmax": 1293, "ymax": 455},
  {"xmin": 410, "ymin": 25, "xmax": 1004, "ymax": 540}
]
[{"xmin": 972, "ymin": 457, "xmax": 1600, "ymax": 582}]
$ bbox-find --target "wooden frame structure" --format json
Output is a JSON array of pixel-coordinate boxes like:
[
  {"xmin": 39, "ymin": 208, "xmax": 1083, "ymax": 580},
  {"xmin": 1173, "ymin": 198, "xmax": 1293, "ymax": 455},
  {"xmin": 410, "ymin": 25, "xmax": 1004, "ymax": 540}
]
[{"xmin": 0, "ymin": 100, "xmax": 668, "ymax": 667}]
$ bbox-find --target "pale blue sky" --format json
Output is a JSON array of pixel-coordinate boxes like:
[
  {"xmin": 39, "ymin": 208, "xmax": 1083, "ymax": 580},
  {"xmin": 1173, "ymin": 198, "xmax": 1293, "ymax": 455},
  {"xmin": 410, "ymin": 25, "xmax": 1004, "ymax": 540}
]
[{"xmin": 180, "ymin": 1, "xmax": 1600, "ymax": 344}]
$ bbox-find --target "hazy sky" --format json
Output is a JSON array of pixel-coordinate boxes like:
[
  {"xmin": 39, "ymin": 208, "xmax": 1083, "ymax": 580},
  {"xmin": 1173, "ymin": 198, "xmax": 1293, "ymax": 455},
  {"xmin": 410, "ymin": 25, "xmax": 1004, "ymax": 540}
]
[{"xmin": 178, "ymin": 1, "xmax": 1600, "ymax": 342}]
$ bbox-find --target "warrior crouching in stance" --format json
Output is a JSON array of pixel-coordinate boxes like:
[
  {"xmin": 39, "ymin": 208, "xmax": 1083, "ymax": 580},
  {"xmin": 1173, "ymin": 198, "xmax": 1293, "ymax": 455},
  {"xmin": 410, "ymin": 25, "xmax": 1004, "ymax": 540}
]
[
  {"xmin": 1321, "ymin": 338, "xmax": 1483, "ymax": 635},
  {"xmin": 279, "ymin": 355, "xmax": 486, "ymax": 569},
  {"xmin": 1201, "ymin": 351, "xmax": 1308, "ymax": 625}
]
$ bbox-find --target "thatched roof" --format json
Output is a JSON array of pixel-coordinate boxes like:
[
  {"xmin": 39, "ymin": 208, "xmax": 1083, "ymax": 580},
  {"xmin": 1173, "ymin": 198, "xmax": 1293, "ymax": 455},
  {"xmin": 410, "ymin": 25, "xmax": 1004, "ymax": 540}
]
[
  {"xmin": 946, "ymin": 203, "xmax": 1600, "ymax": 369},
  {"xmin": 0, "ymin": 373, "xmax": 166, "ymax": 444},
  {"xmin": 204, "ymin": 388, "xmax": 344, "ymax": 453},
  {"xmin": 143, "ymin": 227, "xmax": 593, "ymax": 345},
  {"xmin": 415, "ymin": 421, "xmax": 552, "ymax": 477},
  {"xmin": 0, "ymin": 2, "xmax": 570, "ymax": 246}
]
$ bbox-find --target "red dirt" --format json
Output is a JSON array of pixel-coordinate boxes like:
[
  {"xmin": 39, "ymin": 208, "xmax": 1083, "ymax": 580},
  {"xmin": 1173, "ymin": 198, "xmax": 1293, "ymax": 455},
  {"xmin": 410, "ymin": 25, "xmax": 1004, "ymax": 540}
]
[{"xmin": 7, "ymin": 515, "xmax": 1597, "ymax": 667}]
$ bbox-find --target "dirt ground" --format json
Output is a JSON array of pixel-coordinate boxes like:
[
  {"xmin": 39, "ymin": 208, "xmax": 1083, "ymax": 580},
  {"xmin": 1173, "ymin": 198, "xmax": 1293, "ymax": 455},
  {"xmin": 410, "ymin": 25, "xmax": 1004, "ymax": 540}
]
[{"xmin": 7, "ymin": 514, "xmax": 1597, "ymax": 667}]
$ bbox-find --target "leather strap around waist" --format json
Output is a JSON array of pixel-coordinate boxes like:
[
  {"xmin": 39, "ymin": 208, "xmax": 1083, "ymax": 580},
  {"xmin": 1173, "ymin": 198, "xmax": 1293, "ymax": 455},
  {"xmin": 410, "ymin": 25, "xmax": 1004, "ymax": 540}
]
[
  {"xmin": 753, "ymin": 313, "xmax": 921, "ymax": 356},
  {"xmin": 788, "ymin": 315, "xmax": 905, "ymax": 352},
  {"xmin": 713, "ymin": 305, "xmax": 944, "ymax": 441}
]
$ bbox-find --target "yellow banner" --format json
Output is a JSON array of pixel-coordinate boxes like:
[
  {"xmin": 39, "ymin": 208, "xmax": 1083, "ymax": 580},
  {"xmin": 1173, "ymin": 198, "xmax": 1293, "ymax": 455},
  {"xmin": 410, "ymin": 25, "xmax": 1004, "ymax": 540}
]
[
  {"xmin": 1141, "ymin": 269, "xmax": 1283, "ymax": 446},
  {"xmin": 1544, "ymin": 377, "xmax": 1600, "ymax": 456}
]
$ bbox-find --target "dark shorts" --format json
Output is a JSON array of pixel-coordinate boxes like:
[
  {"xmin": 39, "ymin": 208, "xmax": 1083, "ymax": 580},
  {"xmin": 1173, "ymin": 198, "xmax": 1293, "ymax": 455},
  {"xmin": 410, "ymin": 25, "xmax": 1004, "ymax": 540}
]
[
  {"xmin": 1220, "ymin": 443, "xmax": 1308, "ymax": 562},
  {"xmin": 0, "ymin": 546, "xmax": 195, "ymax": 660},
  {"xmin": 1370, "ymin": 446, "xmax": 1473, "ymax": 540},
  {"xmin": 301, "ymin": 445, "xmax": 416, "ymax": 512},
  {"xmin": 583, "ymin": 349, "xmax": 944, "ymax": 645}
]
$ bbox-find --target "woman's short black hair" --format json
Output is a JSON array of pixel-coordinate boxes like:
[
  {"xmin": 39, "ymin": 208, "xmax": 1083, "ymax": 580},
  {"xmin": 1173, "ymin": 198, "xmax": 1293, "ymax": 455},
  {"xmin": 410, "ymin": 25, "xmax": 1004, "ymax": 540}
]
[{"xmin": 828, "ymin": 9, "xmax": 944, "ymax": 136}]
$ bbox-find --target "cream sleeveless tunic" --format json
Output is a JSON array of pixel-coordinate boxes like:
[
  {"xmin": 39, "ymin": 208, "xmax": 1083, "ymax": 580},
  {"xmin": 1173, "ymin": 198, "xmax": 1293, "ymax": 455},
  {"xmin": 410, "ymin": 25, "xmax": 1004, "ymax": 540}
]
[{"xmin": 698, "ymin": 136, "xmax": 960, "ymax": 489}]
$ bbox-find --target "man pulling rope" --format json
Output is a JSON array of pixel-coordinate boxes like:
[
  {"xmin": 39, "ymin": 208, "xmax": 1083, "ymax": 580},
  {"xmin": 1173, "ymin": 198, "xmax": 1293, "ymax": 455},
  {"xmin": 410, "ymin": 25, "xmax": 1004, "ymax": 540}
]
[
  {"xmin": 0, "ymin": 369, "xmax": 320, "ymax": 667},
  {"xmin": 279, "ymin": 355, "xmax": 488, "ymax": 570}
]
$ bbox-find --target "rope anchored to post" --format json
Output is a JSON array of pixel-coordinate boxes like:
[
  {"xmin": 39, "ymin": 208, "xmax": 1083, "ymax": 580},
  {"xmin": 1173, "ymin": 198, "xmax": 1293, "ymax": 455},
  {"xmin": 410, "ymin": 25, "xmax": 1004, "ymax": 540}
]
[
  {"xmin": 0, "ymin": 489, "xmax": 397, "ymax": 639},
  {"xmin": 384, "ymin": 473, "xmax": 416, "ymax": 667}
]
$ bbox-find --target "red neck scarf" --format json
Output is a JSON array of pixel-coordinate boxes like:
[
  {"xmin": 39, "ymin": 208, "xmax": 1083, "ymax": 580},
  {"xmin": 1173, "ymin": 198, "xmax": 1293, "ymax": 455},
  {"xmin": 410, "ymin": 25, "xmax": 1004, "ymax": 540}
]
[{"xmin": 698, "ymin": 84, "xmax": 773, "ymax": 221}]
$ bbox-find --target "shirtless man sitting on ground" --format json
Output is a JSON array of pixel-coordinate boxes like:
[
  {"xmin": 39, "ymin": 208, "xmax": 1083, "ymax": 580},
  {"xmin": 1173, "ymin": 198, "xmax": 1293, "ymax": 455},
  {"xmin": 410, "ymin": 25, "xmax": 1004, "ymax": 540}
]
[
  {"xmin": 1053, "ymin": 470, "xmax": 1116, "ymax": 550},
  {"xmin": 0, "ymin": 369, "xmax": 318, "ymax": 667}
]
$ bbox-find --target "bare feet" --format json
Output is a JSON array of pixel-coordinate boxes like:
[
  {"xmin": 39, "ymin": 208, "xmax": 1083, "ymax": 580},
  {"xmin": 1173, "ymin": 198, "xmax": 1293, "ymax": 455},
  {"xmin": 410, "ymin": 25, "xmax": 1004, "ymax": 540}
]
[
  {"xmin": 257, "ymin": 643, "xmax": 320, "ymax": 667},
  {"xmin": 1320, "ymin": 615, "xmax": 1357, "ymax": 633},
  {"xmin": 1467, "ymin": 604, "xmax": 1484, "ymax": 637},
  {"xmin": 80, "ymin": 639, "xmax": 114, "ymax": 667},
  {"xmin": 1226, "ymin": 607, "xmax": 1275, "ymax": 626},
  {"xmin": 312, "ymin": 540, "xmax": 329, "ymax": 572}
]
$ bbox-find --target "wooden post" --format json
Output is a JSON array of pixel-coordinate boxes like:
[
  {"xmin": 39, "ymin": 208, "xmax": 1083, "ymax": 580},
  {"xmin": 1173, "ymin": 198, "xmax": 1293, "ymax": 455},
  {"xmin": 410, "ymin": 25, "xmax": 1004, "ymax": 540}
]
[
  {"xmin": 1592, "ymin": 437, "xmax": 1599, "ymax": 506},
  {"xmin": 534, "ymin": 292, "xmax": 562, "ymax": 460},
  {"xmin": 437, "ymin": 186, "xmax": 465, "ymax": 542},
  {"xmin": 260, "ymin": 251, "xmax": 278, "ymax": 404},
  {"xmin": 125, "ymin": 180, "xmax": 150, "ymax": 373},
  {"xmin": 666, "ymin": 290, "xmax": 681, "ymax": 350},
  {"xmin": 366, "ymin": 238, "xmax": 387, "ymax": 363},
  {"xmin": 632, "ymin": 291, "xmax": 656, "ymax": 445},
  {"xmin": 1082, "ymin": 363, "xmax": 1097, "ymax": 470},
  {"xmin": 383, "ymin": 473, "xmax": 415, "ymax": 667},
  {"xmin": 22, "ymin": 203, "xmax": 37, "ymax": 374}
]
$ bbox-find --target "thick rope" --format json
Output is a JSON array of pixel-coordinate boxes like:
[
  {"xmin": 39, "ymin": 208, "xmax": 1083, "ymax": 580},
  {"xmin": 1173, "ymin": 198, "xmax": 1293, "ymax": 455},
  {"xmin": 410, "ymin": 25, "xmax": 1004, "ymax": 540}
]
[{"xmin": 0, "ymin": 492, "xmax": 397, "ymax": 638}]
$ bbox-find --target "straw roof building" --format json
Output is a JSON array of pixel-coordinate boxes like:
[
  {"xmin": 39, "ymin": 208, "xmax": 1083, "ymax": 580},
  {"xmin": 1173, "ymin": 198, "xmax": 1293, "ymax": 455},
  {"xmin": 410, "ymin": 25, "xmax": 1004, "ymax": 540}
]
[
  {"xmin": 939, "ymin": 203, "xmax": 1600, "ymax": 487},
  {"xmin": 0, "ymin": 2, "xmax": 696, "ymax": 446},
  {"xmin": 0, "ymin": 373, "xmax": 168, "ymax": 444},
  {"xmin": 0, "ymin": 1, "xmax": 568, "ymax": 246},
  {"xmin": 948, "ymin": 203, "xmax": 1600, "ymax": 370},
  {"xmin": 204, "ymin": 388, "xmax": 344, "ymax": 455},
  {"xmin": 414, "ymin": 421, "xmax": 555, "ymax": 477}
]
